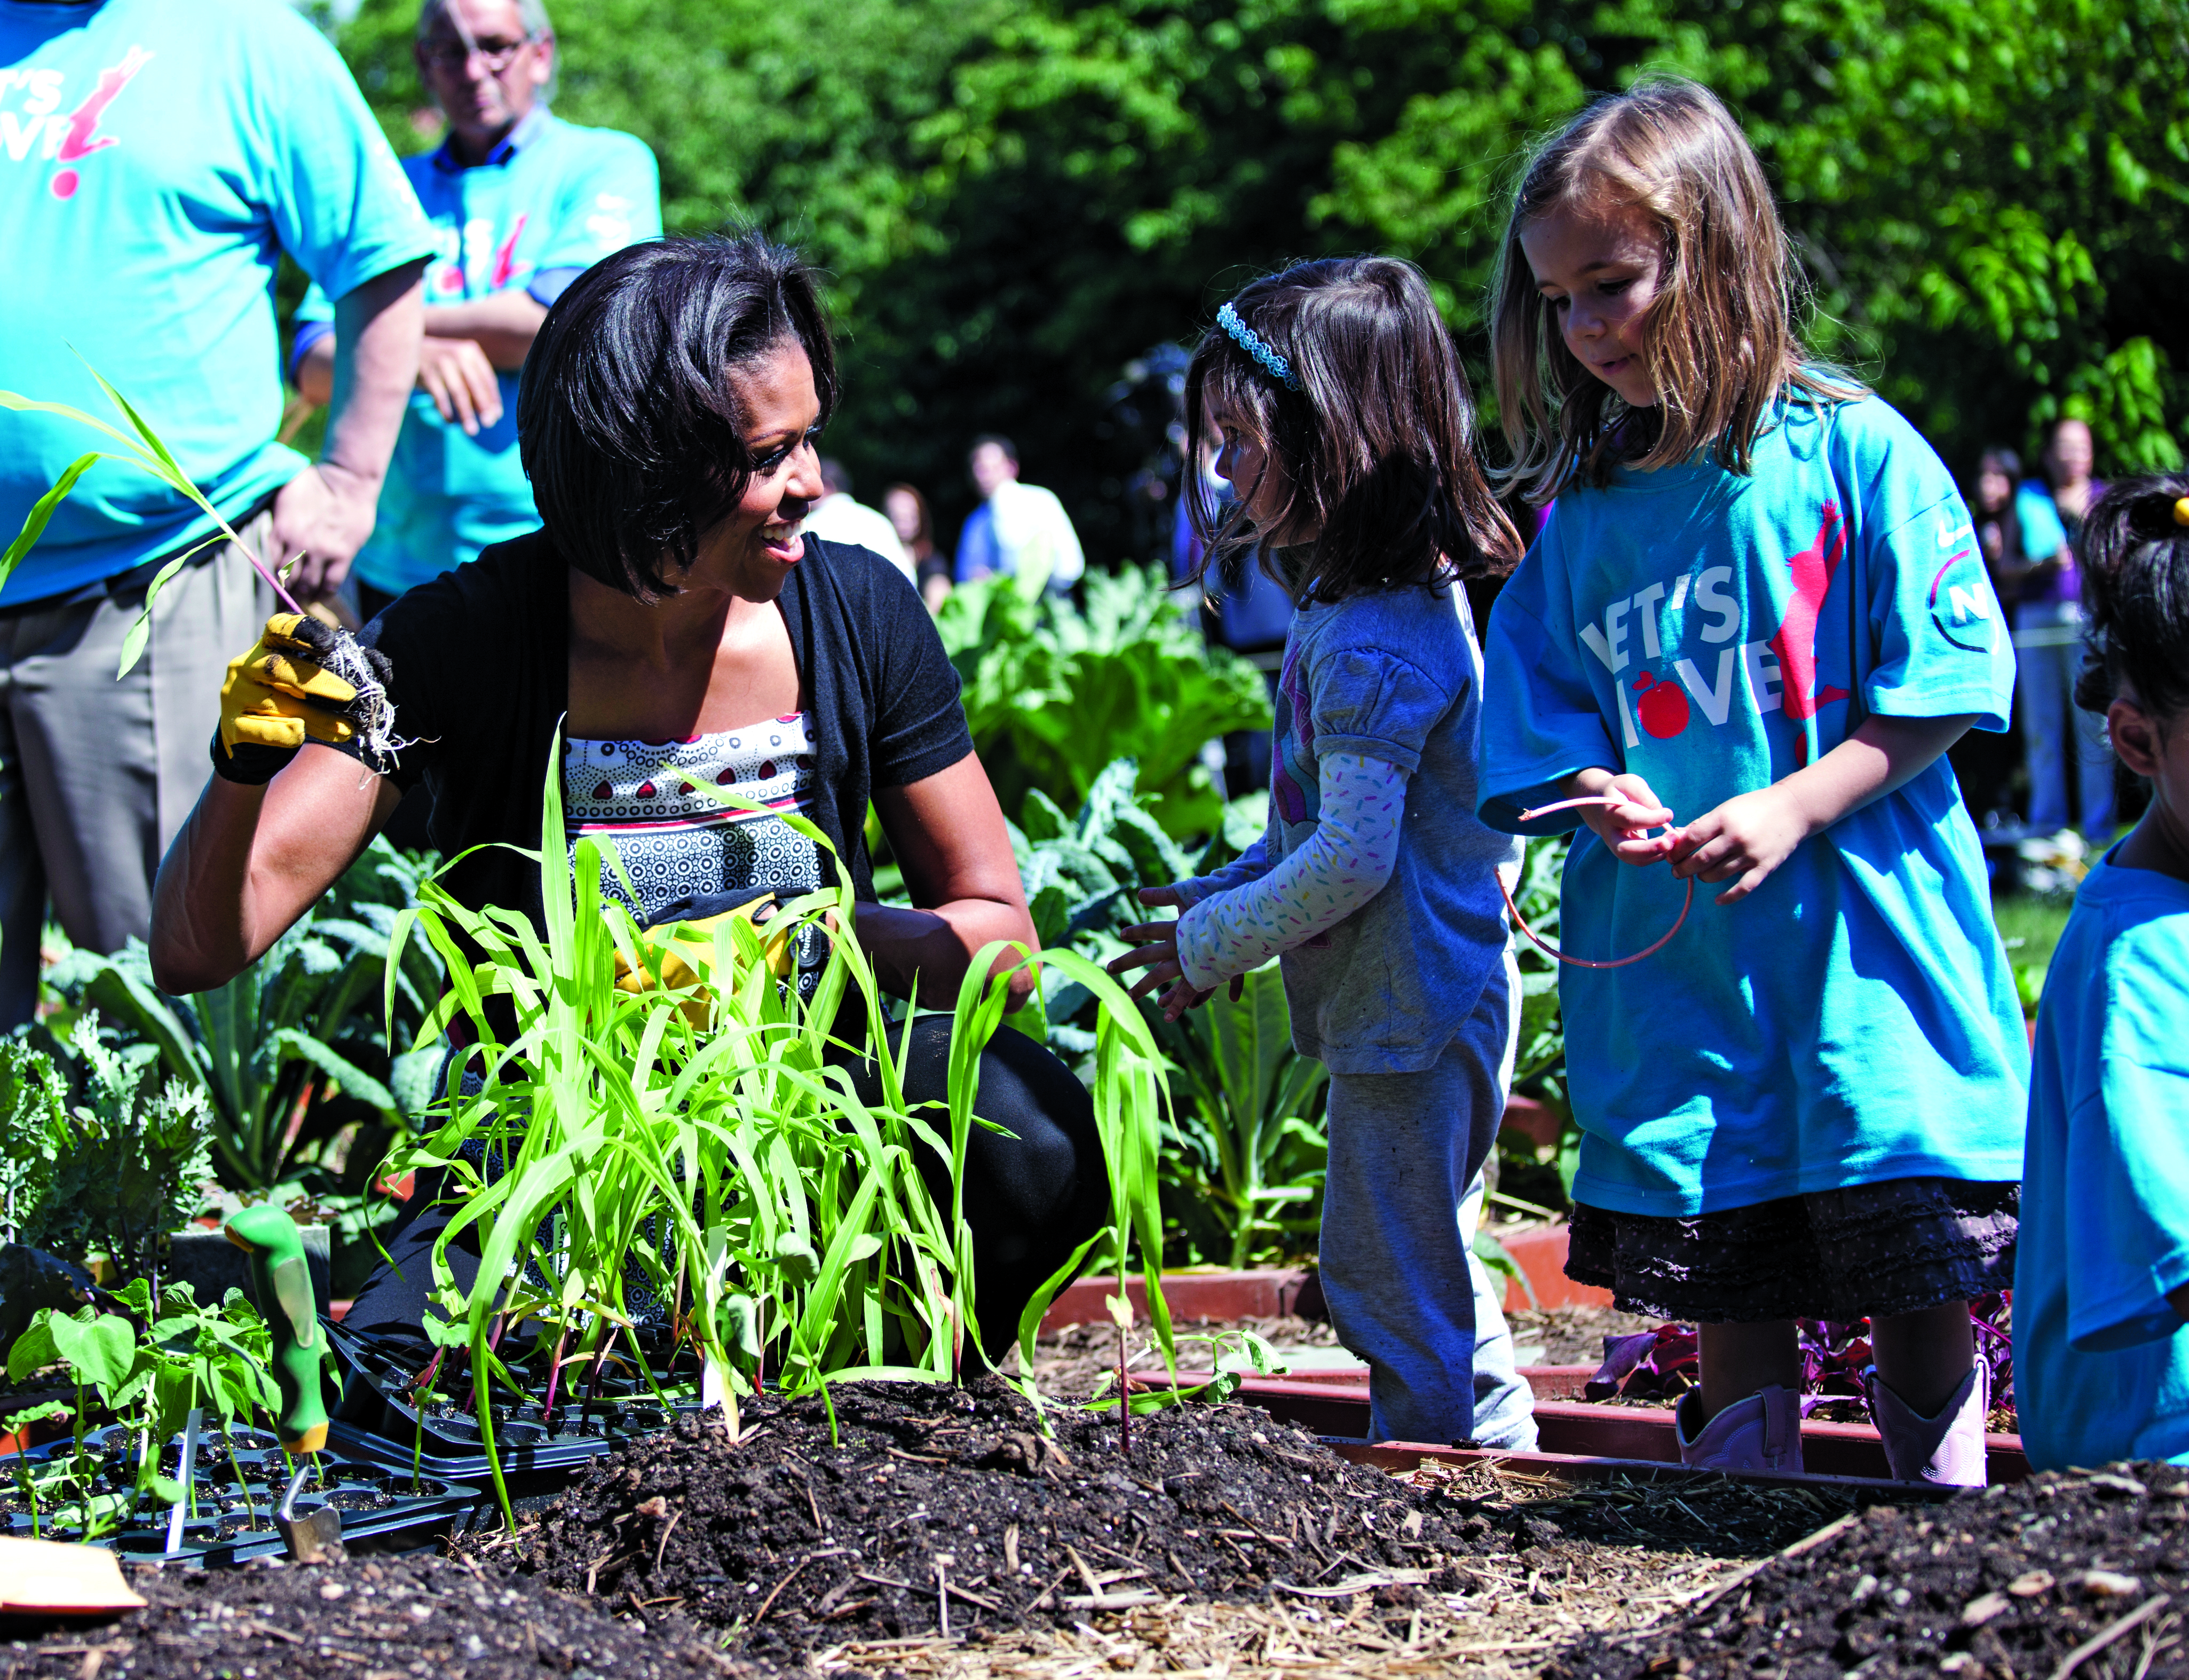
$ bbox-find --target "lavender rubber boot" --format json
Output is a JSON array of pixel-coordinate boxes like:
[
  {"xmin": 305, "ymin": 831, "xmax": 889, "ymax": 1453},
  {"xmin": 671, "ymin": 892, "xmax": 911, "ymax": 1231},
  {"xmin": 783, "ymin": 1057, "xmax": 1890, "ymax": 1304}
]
[
  {"xmin": 1865, "ymin": 1361, "xmax": 1990, "ymax": 1487},
  {"xmin": 1673, "ymin": 1384, "xmax": 1804, "ymax": 1473}
]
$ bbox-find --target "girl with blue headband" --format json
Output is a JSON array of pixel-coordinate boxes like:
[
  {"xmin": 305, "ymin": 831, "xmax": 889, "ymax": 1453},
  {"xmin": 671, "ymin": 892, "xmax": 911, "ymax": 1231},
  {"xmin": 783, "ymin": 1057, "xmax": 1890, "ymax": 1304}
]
[{"xmin": 1109, "ymin": 256, "xmax": 1527, "ymax": 1448}]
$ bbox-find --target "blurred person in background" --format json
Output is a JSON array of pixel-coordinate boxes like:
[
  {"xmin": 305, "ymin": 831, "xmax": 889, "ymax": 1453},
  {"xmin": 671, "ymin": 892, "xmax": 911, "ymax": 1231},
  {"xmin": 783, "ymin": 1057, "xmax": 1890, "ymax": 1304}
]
[
  {"xmin": 885, "ymin": 483, "xmax": 952, "ymax": 612},
  {"xmin": 1170, "ymin": 439, "xmax": 1290, "ymax": 793},
  {"xmin": 1949, "ymin": 447, "xmax": 2033, "ymax": 826},
  {"xmin": 0, "ymin": 0, "xmax": 435, "ymax": 1031},
  {"xmin": 2016, "ymin": 419, "xmax": 2114, "ymax": 837},
  {"xmin": 805, "ymin": 459, "xmax": 914, "ymax": 585},
  {"xmin": 294, "ymin": 0, "xmax": 660, "ymax": 621},
  {"xmin": 953, "ymin": 434, "xmax": 1084, "ymax": 595}
]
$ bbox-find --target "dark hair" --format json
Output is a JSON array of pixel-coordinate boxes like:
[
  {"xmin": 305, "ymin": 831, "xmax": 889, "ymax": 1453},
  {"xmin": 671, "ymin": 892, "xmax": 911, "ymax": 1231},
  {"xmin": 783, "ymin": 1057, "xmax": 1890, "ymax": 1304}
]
[
  {"xmin": 518, "ymin": 231, "xmax": 837, "ymax": 601},
  {"xmin": 1183, "ymin": 256, "xmax": 1520, "ymax": 602},
  {"xmin": 1488, "ymin": 77, "xmax": 1859, "ymax": 501},
  {"xmin": 819, "ymin": 458, "xmax": 852, "ymax": 495},
  {"xmin": 2074, "ymin": 474, "xmax": 2189, "ymax": 723},
  {"xmin": 969, "ymin": 433, "xmax": 1017, "ymax": 464}
]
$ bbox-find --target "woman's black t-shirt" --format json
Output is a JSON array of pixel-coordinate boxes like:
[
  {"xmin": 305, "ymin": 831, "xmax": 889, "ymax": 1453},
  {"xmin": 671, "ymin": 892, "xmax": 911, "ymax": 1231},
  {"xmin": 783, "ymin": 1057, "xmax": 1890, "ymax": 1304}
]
[{"xmin": 334, "ymin": 530, "xmax": 974, "ymax": 936}]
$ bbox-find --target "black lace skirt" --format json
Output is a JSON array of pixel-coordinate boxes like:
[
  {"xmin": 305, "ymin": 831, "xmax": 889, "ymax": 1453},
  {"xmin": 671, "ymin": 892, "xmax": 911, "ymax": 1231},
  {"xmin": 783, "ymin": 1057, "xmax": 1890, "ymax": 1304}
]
[{"xmin": 1565, "ymin": 1176, "xmax": 2019, "ymax": 1322}]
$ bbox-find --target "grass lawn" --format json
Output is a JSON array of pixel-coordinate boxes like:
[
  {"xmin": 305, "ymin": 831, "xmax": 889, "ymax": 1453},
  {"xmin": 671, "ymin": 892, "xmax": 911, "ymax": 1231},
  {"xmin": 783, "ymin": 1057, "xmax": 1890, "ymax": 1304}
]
[{"xmin": 1993, "ymin": 890, "xmax": 2074, "ymax": 1005}]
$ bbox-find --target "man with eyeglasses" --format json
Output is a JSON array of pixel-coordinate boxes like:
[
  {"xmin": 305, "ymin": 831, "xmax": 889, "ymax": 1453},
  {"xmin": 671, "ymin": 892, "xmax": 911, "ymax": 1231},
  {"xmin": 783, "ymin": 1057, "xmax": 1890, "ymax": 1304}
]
[
  {"xmin": 293, "ymin": 0, "xmax": 660, "ymax": 620},
  {"xmin": 1, "ymin": 0, "xmax": 437, "ymax": 1032}
]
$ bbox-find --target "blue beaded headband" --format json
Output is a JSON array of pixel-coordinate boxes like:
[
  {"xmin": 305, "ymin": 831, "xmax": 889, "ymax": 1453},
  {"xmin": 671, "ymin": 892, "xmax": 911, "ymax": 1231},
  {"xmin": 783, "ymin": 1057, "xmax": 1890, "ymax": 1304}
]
[{"xmin": 1216, "ymin": 301, "xmax": 1301, "ymax": 392}]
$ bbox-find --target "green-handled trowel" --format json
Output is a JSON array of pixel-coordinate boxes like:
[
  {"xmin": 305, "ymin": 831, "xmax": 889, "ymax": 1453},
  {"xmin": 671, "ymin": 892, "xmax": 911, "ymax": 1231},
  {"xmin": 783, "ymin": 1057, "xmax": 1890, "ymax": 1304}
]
[{"xmin": 224, "ymin": 1205, "xmax": 341, "ymax": 1562}]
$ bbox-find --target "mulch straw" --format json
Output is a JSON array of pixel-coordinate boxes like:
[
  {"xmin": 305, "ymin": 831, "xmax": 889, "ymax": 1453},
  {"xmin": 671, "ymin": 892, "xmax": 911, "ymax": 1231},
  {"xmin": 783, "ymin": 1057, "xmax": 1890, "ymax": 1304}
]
[{"xmin": 804, "ymin": 1459, "xmax": 1859, "ymax": 1680}]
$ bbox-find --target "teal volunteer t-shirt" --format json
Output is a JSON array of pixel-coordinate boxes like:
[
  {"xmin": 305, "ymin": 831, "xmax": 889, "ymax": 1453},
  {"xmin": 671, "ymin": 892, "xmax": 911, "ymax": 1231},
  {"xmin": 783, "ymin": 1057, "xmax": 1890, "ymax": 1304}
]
[
  {"xmin": 295, "ymin": 108, "xmax": 660, "ymax": 597},
  {"xmin": 2018, "ymin": 856, "xmax": 2189, "ymax": 1470},
  {"xmin": 0, "ymin": 0, "xmax": 437, "ymax": 605},
  {"xmin": 1477, "ymin": 393, "xmax": 2029, "ymax": 1216}
]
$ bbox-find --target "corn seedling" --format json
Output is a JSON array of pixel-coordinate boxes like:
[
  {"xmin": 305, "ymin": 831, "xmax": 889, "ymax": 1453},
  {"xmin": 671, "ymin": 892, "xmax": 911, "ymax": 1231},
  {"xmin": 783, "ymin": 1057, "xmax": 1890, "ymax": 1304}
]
[
  {"xmin": 0, "ymin": 363, "xmax": 308, "ymax": 676},
  {"xmin": 378, "ymin": 745, "xmax": 1182, "ymax": 1526}
]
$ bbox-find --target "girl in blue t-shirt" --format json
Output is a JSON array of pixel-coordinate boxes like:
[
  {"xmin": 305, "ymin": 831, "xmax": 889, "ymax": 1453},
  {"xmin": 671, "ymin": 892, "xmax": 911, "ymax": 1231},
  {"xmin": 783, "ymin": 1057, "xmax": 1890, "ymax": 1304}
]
[
  {"xmin": 1474, "ymin": 77, "xmax": 2028, "ymax": 1484},
  {"xmin": 1108, "ymin": 257, "xmax": 1532, "ymax": 1448},
  {"xmin": 2017, "ymin": 478, "xmax": 2189, "ymax": 1470}
]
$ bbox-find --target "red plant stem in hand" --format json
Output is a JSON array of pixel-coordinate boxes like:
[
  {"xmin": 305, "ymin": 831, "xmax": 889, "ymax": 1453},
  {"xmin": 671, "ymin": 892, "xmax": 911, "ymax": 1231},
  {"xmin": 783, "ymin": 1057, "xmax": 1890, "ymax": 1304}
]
[
  {"xmin": 1504, "ymin": 794, "xmax": 1694, "ymax": 969},
  {"xmin": 254, "ymin": 551, "xmax": 305, "ymax": 617}
]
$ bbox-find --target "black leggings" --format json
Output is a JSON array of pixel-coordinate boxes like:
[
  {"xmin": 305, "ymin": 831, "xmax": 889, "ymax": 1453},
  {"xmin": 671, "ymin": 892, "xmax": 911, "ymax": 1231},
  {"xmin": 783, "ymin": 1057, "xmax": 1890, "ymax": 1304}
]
[{"xmin": 340, "ymin": 1015, "xmax": 1109, "ymax": 1364}]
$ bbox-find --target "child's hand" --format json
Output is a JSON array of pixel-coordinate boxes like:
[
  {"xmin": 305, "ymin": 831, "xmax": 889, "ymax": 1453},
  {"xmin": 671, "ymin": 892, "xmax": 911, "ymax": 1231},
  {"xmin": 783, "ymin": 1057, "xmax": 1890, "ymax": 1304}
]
[
  {"xmin": 1107, "ymin": 887, "xmax": 1218, "ymax": 1022},
  {"xmin": 1571, "ymin": 772, "xmax": 1681, "ymax": 865},
  {"xmin": 1669, "ymin": 785, "xmax": 1810, "ymax": 903}
]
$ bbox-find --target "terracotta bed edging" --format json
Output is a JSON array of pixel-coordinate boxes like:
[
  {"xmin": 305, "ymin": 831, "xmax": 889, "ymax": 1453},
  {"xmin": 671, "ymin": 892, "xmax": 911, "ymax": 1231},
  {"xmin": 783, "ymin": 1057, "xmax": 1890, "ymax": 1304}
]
[
  {"xmin": 1323, "ymin": 1439, "xmax": 1963, "ymax": 1498},
  {"xmin": 1156, "ymin": 1373, "xmax": 2030, "ymax": 1485},
  {"xmin": 1037, "ymin": 1269, "xmax": 1313, "ymax": 1332}
]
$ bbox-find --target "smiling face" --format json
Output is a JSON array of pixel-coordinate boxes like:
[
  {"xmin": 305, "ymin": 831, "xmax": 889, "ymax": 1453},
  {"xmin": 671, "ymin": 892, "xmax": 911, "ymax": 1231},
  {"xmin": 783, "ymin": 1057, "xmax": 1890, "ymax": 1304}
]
[
  {"xmin": 417, "ymin": 0, "xmax": 552, "ymax": 161},
  {"xmin": 1518, "ymin": 198, "xmax": 1667, "ymax": 409},
  {"xmin": 682, "ymin": 340, "xmax": 825, "ymax": 602}
]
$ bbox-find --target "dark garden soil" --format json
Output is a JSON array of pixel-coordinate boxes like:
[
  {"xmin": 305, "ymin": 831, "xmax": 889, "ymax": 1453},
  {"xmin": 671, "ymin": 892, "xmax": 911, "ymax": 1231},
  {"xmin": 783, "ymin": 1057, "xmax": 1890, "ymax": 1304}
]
[
  {"xmin": 1551, "ymin": 1464, "xmax": 2189, "ymax": 1680},
  {"xmin": 493, "ymin": 1376, "xmax": 1506, "ymax": 1662},
  {"xmin": 0, "ymin": 1551, "xmax": 742, "ymax": 1680},
  {"xmin": 1018, "ymin": 1313, "xmax": 1344, "ymax": 1395}
]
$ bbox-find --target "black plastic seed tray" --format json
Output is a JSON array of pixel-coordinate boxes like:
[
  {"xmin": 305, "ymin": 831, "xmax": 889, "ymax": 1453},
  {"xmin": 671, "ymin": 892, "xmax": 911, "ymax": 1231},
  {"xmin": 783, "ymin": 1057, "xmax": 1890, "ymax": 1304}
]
[
  {"xmin": 327, "ymin": 1321, "xmax": 700, "ymax": 1481},
  {"xmin": 4, "ymin": 1423, "xmax": 481, "ymax": 1566}
]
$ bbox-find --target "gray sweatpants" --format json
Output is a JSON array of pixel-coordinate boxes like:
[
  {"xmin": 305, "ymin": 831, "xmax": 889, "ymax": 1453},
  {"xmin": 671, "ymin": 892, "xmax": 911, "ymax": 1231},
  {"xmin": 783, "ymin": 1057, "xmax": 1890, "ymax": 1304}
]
[
  {"xmin": 0, "ymin": 524, "xmax": 273, "ymax": 1028},
  {"xmin": 1317, "ymin": 947, "xmax": 1538, "ymax": 1447}
]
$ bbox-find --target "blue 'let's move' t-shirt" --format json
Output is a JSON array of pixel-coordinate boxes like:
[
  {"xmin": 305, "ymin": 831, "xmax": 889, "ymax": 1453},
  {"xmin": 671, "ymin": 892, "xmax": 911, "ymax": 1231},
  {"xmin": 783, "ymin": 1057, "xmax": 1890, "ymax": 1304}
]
[
  {"xmin": 2018, "ymin": 856, "xmax": 2189, "ymax": 1470},
  {"xmin": 1477, "ymin": 393, "xmax": 2029, "ymax": 1216},
  {"xmin": 294, "ymin": 108, "xmax": 660, "ymax": 597},
  {"xmin": 0, "ymin": 0, "xmax": 438, "ymax": 604}
]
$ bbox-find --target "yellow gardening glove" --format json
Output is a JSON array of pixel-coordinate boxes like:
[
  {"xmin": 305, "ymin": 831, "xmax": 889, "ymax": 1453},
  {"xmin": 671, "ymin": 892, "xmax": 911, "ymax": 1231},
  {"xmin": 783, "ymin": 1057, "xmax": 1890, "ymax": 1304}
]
[
  {"xmin": 218, "ymin": 612, "xmax": 358, "ymax": 755},
  {"xmin": 613, "ymin": 894, "xmax": 798, "ymax": 1026}
]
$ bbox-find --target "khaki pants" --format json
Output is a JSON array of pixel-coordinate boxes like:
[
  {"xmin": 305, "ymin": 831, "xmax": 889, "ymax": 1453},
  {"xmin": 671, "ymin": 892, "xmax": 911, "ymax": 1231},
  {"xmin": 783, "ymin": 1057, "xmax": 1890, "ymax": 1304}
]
[{"xmin": 0, "ymin": 515, "xmax": 274, "ymax": 1027}]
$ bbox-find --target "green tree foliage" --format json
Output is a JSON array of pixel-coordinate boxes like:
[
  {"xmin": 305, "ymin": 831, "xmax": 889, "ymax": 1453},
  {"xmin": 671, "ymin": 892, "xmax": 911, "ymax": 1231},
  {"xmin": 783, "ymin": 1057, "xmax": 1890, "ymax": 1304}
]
[{"xmin": 328, "ymin": 0, "xmax": 2185, "ymax": 555}]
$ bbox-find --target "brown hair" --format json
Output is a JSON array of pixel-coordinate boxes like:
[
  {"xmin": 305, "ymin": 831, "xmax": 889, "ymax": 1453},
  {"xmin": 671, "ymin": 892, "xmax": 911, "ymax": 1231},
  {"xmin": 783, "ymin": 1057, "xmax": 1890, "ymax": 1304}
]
[
  {"xmin": 1183, "ymin": 256, "xmax": 1520, "ymax": 602},
  {"xmin": 1488, "ymin": 76, "xmax": 1858, "ymax": 502}
]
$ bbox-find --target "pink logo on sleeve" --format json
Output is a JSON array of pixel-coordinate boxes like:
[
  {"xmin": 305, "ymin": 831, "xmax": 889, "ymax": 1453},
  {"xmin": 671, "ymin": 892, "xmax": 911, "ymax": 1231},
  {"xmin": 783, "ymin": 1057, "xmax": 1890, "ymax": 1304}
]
[{"xmin": 50, "ymin": 45, "xmax": 152, "ymax": 199}]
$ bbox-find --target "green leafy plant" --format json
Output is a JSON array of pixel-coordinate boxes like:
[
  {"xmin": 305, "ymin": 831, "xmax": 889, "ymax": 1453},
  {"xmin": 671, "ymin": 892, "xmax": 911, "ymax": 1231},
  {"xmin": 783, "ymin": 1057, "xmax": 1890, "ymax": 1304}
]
[
  {"xmin": 6, "ymin": 1281, "xmax": 285, "ymax": 1538},
  {"xmin": 938, "ymin": 567, "xmax": 1272, "ymax": 840},
  {"xmin": 1011, "ymin": 760, "xmax": 1331, "ymax": 1267},
  {"xmin": 1496, "ymin": 835, "xmax": 1580, "ymax": 1212},
  {"xmin": 375, "ymin": 744, "xmax": 1181, "ymax": 1525},
  {"xmin": 1152, "ymin": 959, "xmax": 1329, "ymax": 1270},
  {"xmin": 31, "ymin": 839, "xmax": 442, "ymax": 1192},
  {"xmin": 0, "ymin": 1024, "xmax": 214, "ymax": 1289}
]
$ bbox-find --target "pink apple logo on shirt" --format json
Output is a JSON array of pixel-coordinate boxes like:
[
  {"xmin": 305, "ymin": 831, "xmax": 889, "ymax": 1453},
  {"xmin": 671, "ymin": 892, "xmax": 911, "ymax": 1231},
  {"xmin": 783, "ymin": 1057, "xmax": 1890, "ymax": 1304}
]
[{"xmin": 45, "ymin": 46, "xmax": 151, "ymax": 199}]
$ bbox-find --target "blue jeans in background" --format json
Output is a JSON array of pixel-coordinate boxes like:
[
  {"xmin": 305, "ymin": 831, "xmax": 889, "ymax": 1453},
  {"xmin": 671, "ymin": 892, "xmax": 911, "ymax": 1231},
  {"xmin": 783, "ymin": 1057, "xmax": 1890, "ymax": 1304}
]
[{"xmin": 2017, "ymin": 603, "xmax": 2114, "ymax": 836}]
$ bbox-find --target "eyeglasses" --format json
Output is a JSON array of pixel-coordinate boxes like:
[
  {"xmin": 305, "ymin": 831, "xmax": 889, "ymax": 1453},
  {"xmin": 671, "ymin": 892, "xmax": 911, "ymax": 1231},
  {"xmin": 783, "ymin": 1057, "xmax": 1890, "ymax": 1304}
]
[{"xmin": 421, "ymin": 34, "xmax": 537, "ymax": 73}]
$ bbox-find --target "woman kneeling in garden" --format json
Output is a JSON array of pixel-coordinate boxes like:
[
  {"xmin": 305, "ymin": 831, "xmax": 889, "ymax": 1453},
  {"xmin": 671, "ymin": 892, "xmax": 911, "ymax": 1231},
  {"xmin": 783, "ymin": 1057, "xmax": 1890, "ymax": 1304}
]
[{"xmin": 148, "ymin": 231, "xmax": 1106, "ymax": 1358}]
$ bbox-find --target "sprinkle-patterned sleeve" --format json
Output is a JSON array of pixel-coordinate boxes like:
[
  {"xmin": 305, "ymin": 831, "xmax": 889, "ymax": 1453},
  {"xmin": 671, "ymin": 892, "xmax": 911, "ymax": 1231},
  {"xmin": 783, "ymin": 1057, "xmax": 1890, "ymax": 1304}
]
[
  {"xmin": 1170, "ymin": 831, "xmax": 1276, "ymax": 911},
  {"xmin": 1172, "ymin": 752, "xmax": 1408, "ymax": 989}
]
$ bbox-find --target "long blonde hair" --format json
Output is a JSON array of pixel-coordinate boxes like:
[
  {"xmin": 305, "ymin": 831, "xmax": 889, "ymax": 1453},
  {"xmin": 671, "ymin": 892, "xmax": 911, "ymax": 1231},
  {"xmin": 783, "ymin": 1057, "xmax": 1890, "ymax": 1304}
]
[{"xmin": 1489, "ymin": 76, "xmax": 1859, "ymax": 503}]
